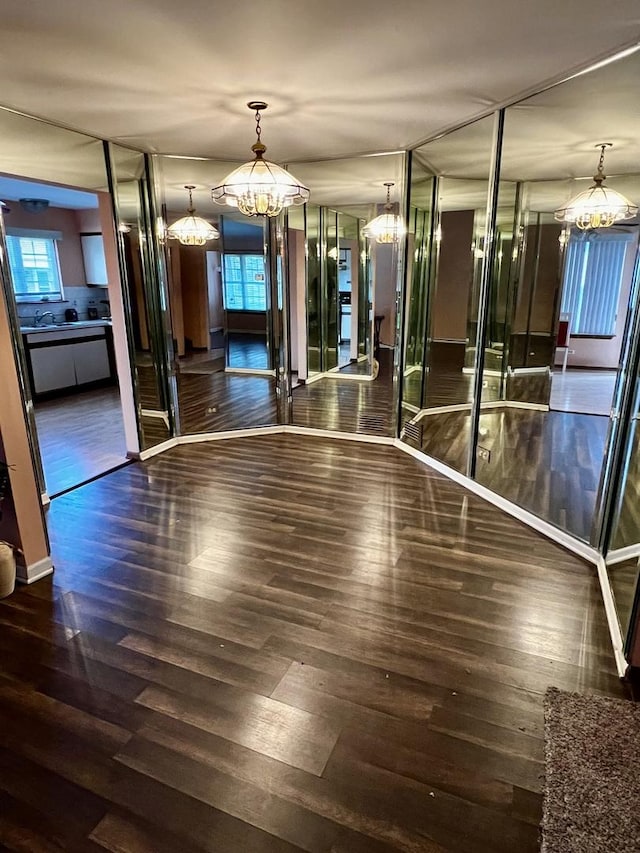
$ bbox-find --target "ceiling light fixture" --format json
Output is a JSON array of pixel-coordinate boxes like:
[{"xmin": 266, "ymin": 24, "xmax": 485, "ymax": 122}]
[
  {"xmin": 19, "ymin": 198, "xmax": 49, "ymax": 214},
  {"xmin": 167, "ymin": 185, "xmax": 219, "ymax": 246},
  {"xmin": 362, "ymin": 182, "xmax": 406, "ymax": 244},
  {"xmin": 554, "ymin": 144, "xmax": 638, "ymax": 230},
  {"xmin": 212, "ymin": 102, "xmax": 310, "ymax": 218}
]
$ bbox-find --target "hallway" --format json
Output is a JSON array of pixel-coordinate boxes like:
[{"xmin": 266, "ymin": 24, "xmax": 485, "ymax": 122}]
[{"xmin": 0, "ymin": 434, "xmax": 623, "ymax": 852}]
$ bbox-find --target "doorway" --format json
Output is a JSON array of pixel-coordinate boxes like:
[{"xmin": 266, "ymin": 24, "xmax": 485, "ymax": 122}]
[{"xmin": 0, "ymin": 176, "xmax": 128, "ymax": 497}]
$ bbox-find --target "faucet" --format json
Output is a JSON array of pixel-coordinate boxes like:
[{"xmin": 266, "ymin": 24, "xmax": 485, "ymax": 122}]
[{"xmin": 34, "ymin": 310, "xmax": 55, "ymax": 326}]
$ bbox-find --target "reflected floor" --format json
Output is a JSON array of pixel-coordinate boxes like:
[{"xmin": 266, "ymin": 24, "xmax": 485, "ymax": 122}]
[
  {"xmin": 409, "ymin": 407, "xmax": 608, "ymax": 541},
  {"xmin": 34, "ymin": 387, "xmax": 127, "ymax": 496},
  {"xmin": 293, "ymin": 349, "xmax": 394, "ymax": 435},
  {"xmin": 177, "ymin": 371, "xmax": 277, "ymax": 433},
  {"xmin": 550, "ymin": 369, "xmax": 616, "ymax": 416},
  {"xmin": 178, "ymin": 334, "xmax": 269, "ymax": 375}
]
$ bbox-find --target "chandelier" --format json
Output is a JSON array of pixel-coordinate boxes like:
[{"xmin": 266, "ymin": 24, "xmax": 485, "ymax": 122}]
[
  {"xmin": 554, "ymin": 144, "xmax": 638, "ymax": 230},
  {"xmin": 212, "ymin": 102, "xmax": 310, "ymax": 218},
  {"xmin": 167, "ymin": 185, "xmax": 219, "ymax": 246},
  {"xmin": 362, "ymin": 182, "xmax": 406, "ymax": 244}
]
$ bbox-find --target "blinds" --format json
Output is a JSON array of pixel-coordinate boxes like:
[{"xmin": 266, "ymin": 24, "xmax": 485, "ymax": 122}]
[
  {"xmin": 560, "ymin": 235, "xmax": 629, "ymax": 335},
  {"xmin": 6, "ymin": 235, "xmax": 63, "ymax": 299}
]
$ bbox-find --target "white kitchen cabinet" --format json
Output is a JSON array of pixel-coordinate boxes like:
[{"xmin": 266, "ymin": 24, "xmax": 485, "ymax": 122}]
[
  {"xmin": 26, "ymin": 325, "xmax": 112, "ymax": 395},
  {"xmin": 30, "ymin": 345, "xmax": 76, "ymax": 394},
  {"xmin": 80, "ymin": 234, "xmax": 108, "ymax": 286},
  {"xmin": 73, "ymin": 339, "xmax": 111, "ymax": 384}
]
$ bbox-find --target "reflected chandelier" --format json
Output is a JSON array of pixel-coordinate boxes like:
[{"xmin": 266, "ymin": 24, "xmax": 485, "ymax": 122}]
[
  {"xmin": 554, "ymin": 144, "xmax": 638, "ymax": 230},
  {"xmin": 167, "ymin": 185, "xmax": 219, "ymax": 246},
  {"xmin": 212, "ymin": 101, "xmax": 310, "ymax": 218},
  {"xmin": 362, "ymin": 182, "xmax": 407, "ymax": 244}
]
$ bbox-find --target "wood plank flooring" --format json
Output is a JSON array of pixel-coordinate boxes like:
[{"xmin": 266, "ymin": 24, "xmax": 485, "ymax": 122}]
[
  {"xmin": 409, "ymin": 407, "xmax": 609, "ymax": 542},
  {"xmin": 0, "ymin": 434, "xmax": 625, "ymax": 852},
  {"xmin": 34, "ymin": 387, "xmax": 128, "ymax": 496}
]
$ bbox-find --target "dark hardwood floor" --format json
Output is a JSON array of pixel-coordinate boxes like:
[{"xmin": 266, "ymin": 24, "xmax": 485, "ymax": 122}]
[
  {"xmin": 0, "ymin": 434, "xmax": 624, "ymax": 852},
  {"xmin": 292, "ymin": 349, "xmax": 394, "ymax": 435},
  {"xmin": 34, "ymin": 387, "xmax": 128, "ymax": 496},
  {"xmin": 177, "ymin": 372, "xmax": 278, "ymax": 433},
  {"xmin": 407, "ymin": 407, "xmax": 610, "ymax": 542}
]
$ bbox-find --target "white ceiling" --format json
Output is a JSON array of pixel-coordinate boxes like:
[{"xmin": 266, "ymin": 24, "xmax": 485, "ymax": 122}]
[
  {"xmin": 0, "ymin": 0, "xmax": 639, "ymax": 163},
  {"xmin": 0, "ymin": 175, "xmax": 98, "ymax": 209}
]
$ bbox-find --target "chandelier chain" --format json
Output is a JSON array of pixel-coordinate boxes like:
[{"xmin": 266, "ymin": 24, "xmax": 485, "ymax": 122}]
[{"xmin": 255, "ymin": 108, "xmax": 262, "ymax": 144}]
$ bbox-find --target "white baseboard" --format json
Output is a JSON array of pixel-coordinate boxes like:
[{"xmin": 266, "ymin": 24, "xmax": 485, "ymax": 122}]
[
  {"xmin": 284, "ymin": 425, "xmax": 394, "ymax": 445},
  {"xmin": 605, "ymin": 544, "xmax": 640, "ymax": 566},
  {"xmin": 17, "ymin": 555, "xmax": 54, "ymax": 584},
  {"xmin": 138, "ymin": 437, "xmax": 178, "ymax": 460},
  {"xmin": 177, "ymin": 425, "xmax": 283, "ymax": 444},
  {"xmin": 393, "ymin": 438, "xmax": 600, "ymax": 563},
  {"xmin": 224, "ymin": 367, "xmax": 275, "ymax": 376},
  {"xmin": 596, "ymin": 554, "xmax": 627, "ymax": 677}
]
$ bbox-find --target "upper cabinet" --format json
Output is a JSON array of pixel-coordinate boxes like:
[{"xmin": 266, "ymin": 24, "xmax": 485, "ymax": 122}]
[{"xmin": 80, "ymin": 233, "xmax": 108, "ymax": 286}]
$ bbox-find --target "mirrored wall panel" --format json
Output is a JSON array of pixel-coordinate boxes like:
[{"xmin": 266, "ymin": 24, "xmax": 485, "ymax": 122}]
[
  {"xmin": 110, "ymin": 144, "xmax": 172, "ymax": 449},
  {"xmin": 0, "ymin": 109, "xmax": 135, "ymax": 496},
  {"xmin": 400, "ymin": 115, "xmax": 497, "ymax": 473},
  {"xmin": 474, "ymin": 51, "xmax": 640, "ymax": 543},
  {"xmin": 287, "ymin": 153, "xmax": 405, "ymax": 435},
  {"xmin": 153, "ymin": 155, "xmax": 279, "ymax": 434}
]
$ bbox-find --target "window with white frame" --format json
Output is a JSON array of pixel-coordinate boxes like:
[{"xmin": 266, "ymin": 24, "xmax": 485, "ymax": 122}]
[
  {"xmin": 222, "ymin": 254, "xmax": 267, "ymax": 311},
  {"xmin": 560, "ymin": 232, "xmax": 632, "ymax": 336},
  {"xmin": 6, "ymin": 230, "xmax": 64, "ymax": 301}
]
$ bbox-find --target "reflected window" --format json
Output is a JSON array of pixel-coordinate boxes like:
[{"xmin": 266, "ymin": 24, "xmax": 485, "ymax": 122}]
[
  {"xmin": 223, "ymin": 253, "xmax": 266, "ymax": 310},
  {"xmin": 6, "ymin": 232, "xmax": 63, "ymax": 301},
  {"xmin": 560, "ymin": 233, "xmax": 630, "ymax": 335}
]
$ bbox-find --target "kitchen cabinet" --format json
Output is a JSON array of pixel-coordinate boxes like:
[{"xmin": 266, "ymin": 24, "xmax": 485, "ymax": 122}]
[
  {"xmin": 23, "ymin": 324, "xmax": 114, "ymax": 397},
  {"xmin": 80, "ymin": 234, "xmax": 108, "ymax": 286}
]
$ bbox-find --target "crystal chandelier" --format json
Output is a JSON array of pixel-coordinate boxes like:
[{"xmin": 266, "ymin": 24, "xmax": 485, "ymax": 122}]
[
  {"xmin": 554, "ymin": 144, "xmax": 638, "ymax": 230},
  {"xmin": 167, "ymin": 185, "xmax": 219, "ymax": 246},
  {"xmin": 362, "ymin": 182, "xmax": 406, "ymax": 244},
  {"xmin": 212, "ymin": 102, "xmax": 310, "ymax": 218}
]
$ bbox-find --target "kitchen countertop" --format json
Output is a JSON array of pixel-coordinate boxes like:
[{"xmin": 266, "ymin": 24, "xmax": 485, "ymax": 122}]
[{"xmin": 20, "ymin": 319, "xmax": 112, "ymax": 334}]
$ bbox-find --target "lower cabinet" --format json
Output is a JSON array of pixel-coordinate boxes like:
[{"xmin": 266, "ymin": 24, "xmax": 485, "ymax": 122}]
[{"xmin": 25, "ymin": 326, "xmax": 113, "ymax": 397}]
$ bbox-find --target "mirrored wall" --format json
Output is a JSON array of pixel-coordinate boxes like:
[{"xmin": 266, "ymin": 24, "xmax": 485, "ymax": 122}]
[
  {"xmin": 152, "ymin": 155, "xmax": 280, "ymax": 435},
  {"xmin": 399, "ymin": 47, "xmax": 640, "ymax": 647},
  {"xmin": 287, "ymin": 153, "xmax": 406, "ymax": 435}
]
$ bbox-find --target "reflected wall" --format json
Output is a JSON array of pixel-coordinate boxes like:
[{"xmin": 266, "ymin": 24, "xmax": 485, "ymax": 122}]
[{"xmin": 400, "ymin": 115, "xmax": 497, "ymax": 473}]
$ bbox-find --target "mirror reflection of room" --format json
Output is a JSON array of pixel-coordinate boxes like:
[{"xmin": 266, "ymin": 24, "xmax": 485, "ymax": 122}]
[
  {"xmin": 287, "ymin": 155, "xmax": 405, "ymax": 436},
  {"xmin": 156, "ymin": 156, "xmax": 278, "ymax": 435}
]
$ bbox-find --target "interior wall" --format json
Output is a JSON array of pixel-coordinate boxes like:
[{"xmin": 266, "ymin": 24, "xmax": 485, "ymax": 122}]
[
  {"xmin": 206, "ymin": 251, "xmax": 223, "ymax": 332},
  {"xmin": 433, "ymin": 209, "xmax": 474, "ymax": 341},
  {"xmin": 5, "ymin": 204, "xmax": 86, "ymax": 286},
  {"xmin": 373, "ymin": 243, "xmax": 397, "ymax": 347}
]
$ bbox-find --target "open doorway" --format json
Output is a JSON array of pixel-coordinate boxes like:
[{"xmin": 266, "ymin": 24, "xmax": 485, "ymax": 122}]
[{"xmin": 0, "ymin": 175, "xmax": 128, "ymax": 496}]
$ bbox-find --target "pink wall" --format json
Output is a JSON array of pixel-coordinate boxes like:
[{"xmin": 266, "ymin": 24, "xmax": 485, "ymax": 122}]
[{"xmin": 4, "ymin": 204, "xmax": 87, "ymax": 286}]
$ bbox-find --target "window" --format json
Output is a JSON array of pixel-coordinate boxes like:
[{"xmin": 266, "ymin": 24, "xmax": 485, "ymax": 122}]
[
  {"xmin": 6, "ymin": 232, "xmax": 63, "ymax": 301},
  {"xmin": 560, "ymin": 234, "xmax": 631, "ymax": 336},
  {"xmin": 222, "ymin": 254, "xmax": 266, "ymax": 311}
]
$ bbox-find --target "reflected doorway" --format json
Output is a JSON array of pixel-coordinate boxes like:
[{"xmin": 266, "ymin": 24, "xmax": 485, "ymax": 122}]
[{"xmin": 0, "ymin": 176, "xmax": 128, "ymax": 496}]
